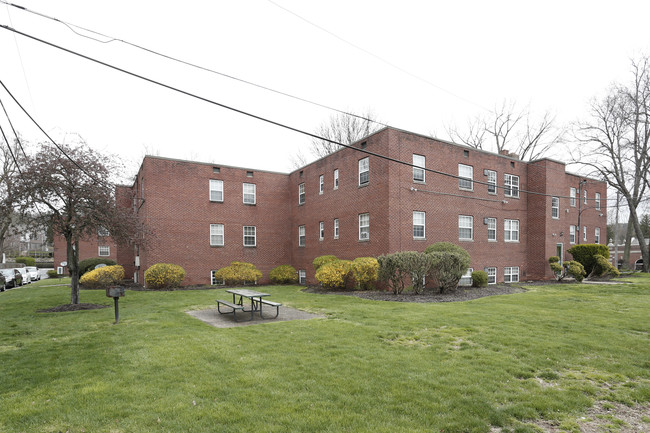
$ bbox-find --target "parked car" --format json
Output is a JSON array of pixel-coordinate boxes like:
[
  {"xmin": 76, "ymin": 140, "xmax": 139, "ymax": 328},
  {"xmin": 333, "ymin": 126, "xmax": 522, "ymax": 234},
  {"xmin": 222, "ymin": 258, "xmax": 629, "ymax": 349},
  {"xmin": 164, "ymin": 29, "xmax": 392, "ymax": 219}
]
[
  {"xmin": 25, "ymin": 266, "xmax": 40, "ymax": 281},
  {"xmin": 16, "ymin": 268, "xmax": 30, "ymax": 285},
  {"xmin": 0, "ymin": 272, "xmax": 5, "ymax": 291},
  {"xmin": 1, "ymin": 269, "xmax": 22, "ymax": 288}
]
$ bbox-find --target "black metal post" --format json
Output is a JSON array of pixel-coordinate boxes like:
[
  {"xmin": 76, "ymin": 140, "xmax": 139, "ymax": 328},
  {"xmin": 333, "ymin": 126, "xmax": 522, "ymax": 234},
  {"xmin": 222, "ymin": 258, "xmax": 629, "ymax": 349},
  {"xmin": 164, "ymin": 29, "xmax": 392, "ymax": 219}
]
[{"xmin": 113, "ymin": 296, "xmax": 119, "ymax": 324}]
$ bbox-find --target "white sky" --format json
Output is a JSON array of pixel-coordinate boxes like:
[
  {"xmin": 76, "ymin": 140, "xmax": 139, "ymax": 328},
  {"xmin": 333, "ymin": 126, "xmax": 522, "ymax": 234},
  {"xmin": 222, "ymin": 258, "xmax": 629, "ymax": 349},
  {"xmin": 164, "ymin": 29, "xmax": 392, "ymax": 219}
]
[{"xmin": 2, "ymin": 0, "xmax": 650, "ymax": 180}]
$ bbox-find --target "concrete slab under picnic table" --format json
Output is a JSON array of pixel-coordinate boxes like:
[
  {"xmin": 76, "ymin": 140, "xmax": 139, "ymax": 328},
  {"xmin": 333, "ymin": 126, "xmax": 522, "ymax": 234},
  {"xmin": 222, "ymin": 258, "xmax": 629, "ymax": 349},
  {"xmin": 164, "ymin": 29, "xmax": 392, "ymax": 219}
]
[{"xmin": 186, "ymin": 306, "xmax": 325, "ymax": 328}]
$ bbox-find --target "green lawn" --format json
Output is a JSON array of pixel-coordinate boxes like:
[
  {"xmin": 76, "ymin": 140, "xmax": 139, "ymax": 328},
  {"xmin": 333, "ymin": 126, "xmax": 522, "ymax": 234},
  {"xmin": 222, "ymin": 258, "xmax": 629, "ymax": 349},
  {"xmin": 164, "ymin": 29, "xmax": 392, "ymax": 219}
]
[{"xmin": 1, "ymin": 276, "xmax": 649, "ymax": 433}]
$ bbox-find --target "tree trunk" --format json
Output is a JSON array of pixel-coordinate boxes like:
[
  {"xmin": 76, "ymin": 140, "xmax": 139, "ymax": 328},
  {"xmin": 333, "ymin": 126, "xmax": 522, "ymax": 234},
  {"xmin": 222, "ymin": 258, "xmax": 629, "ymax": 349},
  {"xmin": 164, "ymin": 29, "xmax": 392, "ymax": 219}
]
[
  {"xmin": 66, "ymin": 237, "xmax": 80, "ymax": 304},
  {"xmin": 622, "ymin": 217, "xmax": 634, "ymax": 269},
  {"xmin": 629, "ymin": 207, "xmax": 650, "ymax": 273}
]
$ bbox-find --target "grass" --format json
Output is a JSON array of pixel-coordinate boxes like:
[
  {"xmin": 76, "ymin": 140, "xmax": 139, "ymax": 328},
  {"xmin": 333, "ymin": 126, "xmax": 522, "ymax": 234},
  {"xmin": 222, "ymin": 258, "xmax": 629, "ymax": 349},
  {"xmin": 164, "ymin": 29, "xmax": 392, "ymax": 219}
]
[{"xmin": 1, "ymin": 276, "xmax": 650, "ymax": 433}]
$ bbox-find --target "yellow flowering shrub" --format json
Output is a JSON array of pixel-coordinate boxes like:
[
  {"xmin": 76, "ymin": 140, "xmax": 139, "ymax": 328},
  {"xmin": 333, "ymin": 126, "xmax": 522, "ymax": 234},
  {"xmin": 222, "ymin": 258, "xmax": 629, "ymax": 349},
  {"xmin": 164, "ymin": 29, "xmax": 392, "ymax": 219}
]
[
  {"xmin": 352, "ymin": 257, "xmax": 379, "ymax": 290},
  {"xmin": 79, "ymin": 265, "xmax": 125, "ymax": 289},
  {"xmin": 144, "ymin": 263, "xmax": 186, "ymax": 290},
  {"xmin": 269, "ymin": 265, "xmax": 298, "ymax": 284},
  {"xmin": 313, "ymin": 255, "xmax": 338, "ymax": 271},
  {"xmin": 214, "ymin": 262, "xmax": 262, "ymax": 285},
  {"xmin": 315, "ymin": 259, "xmax": 352, "ymax": 289}
]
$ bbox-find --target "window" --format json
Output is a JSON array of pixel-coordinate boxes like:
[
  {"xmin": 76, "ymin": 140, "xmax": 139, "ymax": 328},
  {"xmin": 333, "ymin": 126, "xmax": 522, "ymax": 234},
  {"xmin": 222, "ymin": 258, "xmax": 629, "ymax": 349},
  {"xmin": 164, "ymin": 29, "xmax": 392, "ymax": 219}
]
[
  {"xmin": 246, "ymin": 171, "xmax": 254, "ymax": 178},
  {"xmin": 209, "ymin": 179, "xmax": 223, "ymax": 202},
  {"xmin": 487, "ymin": 170, "xmax": 496, "ymax": 194},
  {"xmin": 487, "ymin": 217, "xmax": 497, "ymax": 241},
  {"xmin": 98, "ymin": 246, "xmax": 110, "ymax": 256},
  {"xmin": 298, "ymin": 183, "xmax": 305, "ymax": 205},
  {"xmin": 359, "ymin": 213, "xmax": 369, "ymax": 240},
  {"xmin": 413, "ymin": 211, "xmax": 425, "ymax": 239},
  {"xmin": 459, "ymin": 268, "xmax": 474, "ymax": 286},
  {"xmin": 504, "ymin": 219, "xmax": 519, "ymax": 242},
  {"xmin": 485, "ymin": 267, "xmax": 496, "ymax": 285},
  {"xmin": 334, "ymin": 219, "xmax": 339, "ymax": 239},
  {"xmin": 570, "ymin": 187, "xmax": 576, "ymax": 207},
  {"xmin": 595, "ymin": 193, "xmax": 601, "ymax": 210},
  {"xmin": 459, "ymin": 215, "xmax": 473, "ymax": 240},
  {"xmin": 319, "ymin": 175, "xmax": 324, "ymax": 194},
  {"xmin": 98, "ymin": 227, "xmax": 110, "ymax": 237},
  {"xmin": 458, "ymin": 164, "xmax": 473, "ymax": 190},
  {"xmin": 334, "ymin": 169, "xmax": 339, "ymax": 189},
  {"xmin": 504, "ymin": 174, "xmax": 519, "ymax": 198},
  {"xmin": 319, "ymin": 221, "xmax": 324, "ymax": 240},
  {"xmin": 243, "ymin": 226, "xmax": 256, "ymax": 247},
  {"xmin": 413, "ymin": 154, "xmax": 425, "ymax": 182},
  {"xmin": 504, "ymin": 267, "xmax": 519, "ymax": 283},
  {"xmin": 299, "ymin": 270, "xmax": 306, "ymax": 285},
  {"xmin": 210, "ymin": 224, "xmax": 224, "ymax": 246},
  {"xmin": 552, "ymin": 197, "xmax": 559, "ymax": 219},
  {"xmin": 583, "ymin": 225, "xmax": 587, "ymax": 241},
  {"xmin": 243, "ymin": 183, "xmax": 256, "ymax": 204},
  {"xmin": 359, "ymin": 158, "xmax": 369, "ymax": 186},
  {"xmin": 210, "ymin": 270, "xmax": 225, "ymax": 285},
  {"xmin": 212, "ymin": 167, "xmax": 220, "ymax": 173},
  {"xmin": 584, "ymin": 189, "xmax": 588, "ymax": 204},
  {"xmin": 569, "ymin": 225, "xmax": 576, "ymax": 244},
  {"xmin": 595, "ymin": 227, "xmax": 601, "ymax": 244},
  {"xmin": 299, "ymin": 225, "xmax": 305, "ymax": 247}
]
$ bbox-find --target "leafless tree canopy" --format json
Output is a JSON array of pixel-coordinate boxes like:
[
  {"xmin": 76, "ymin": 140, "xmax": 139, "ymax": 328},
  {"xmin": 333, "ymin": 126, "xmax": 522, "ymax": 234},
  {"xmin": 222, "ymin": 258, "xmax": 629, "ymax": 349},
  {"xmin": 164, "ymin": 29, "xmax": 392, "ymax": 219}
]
[
  {"xmin": 0, "ymin": 138, "xmax": 27, "ymax": 260},
  {"xmin": 573, "ymin": 56, "xmax": 650, "ymax": 272},
  {"xmin": 447, "ymin": 100, "xmax": 562, "ymax": 161}
]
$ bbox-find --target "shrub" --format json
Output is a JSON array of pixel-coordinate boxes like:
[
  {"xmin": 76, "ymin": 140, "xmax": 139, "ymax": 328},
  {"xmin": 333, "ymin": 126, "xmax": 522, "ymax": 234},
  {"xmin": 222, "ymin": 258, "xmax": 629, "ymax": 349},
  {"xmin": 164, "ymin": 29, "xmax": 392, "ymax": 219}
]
[
  {"xmin": 80, "ymin": 265, "xmax": 125, "ymax": 289},
  {"xmin": 46, "ymin": 269, "xmax": 60, "ymax": 279},
  {"xmin": 269, "ymin": 265, "xmax": 298, "ymax": 284},
  {"xmin": 424, "ymin": 242, "xmax": 471, "ymax": 266},
  {"xmin": 315, "ymin": 259, "xmax": 352, "ymax": 289},
  {"xmin": 15, "ymin": 256, "xmax": 36, "ymax": 266},
  {"xmin": 564, "ymin": 260, "xmax": 586, "ymax": 282},
  {"xmin": 313, "ymin": 255, "xmax": 338, "ymax": 271},
  {"xmin": 567, "ymin": 244, "xmax": 610, "ymax": 276},
  {"xmin": 144, "ymin": 263, "xmax": 186, "ymax": 289},
  {"xmin": 428, "ymin": 251, "xmax": 468, "ymax": 293},
  {"xmin": 213, "ymin": 262, "xmax": 262, "ymax": 286},
  {"xmin": 352, "ymin": 257, "xmax": 379, "ymax": 290},
  {"xmin": 79, "ymin": 257, "xmax": 117, "ymax": 276},
  {"xmin": 377, "ymin": 253, "xmax": 408, "ymax": 295},
  {"xmin": 471, "ymin": 270, "xmax": 488, "ymax": 287},
  {"xmin": 591, "ymin": 254, "xmax": 620, "ymax": 278}
]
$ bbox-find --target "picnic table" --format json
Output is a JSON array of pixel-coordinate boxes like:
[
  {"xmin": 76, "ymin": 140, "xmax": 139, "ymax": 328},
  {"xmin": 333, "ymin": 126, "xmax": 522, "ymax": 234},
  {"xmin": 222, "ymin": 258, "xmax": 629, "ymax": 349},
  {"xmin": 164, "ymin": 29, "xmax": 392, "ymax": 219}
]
[{"xmin": 216, "ymin": 289, "xmax": 281, "ymax": 322}]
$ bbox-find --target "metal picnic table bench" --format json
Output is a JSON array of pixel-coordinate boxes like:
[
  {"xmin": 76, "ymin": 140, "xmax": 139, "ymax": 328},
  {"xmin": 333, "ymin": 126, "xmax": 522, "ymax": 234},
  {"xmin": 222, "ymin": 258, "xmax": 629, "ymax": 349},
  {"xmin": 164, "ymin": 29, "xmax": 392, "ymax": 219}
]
[{"xmin": 216, "ymin": 289, "xmax": 281, "ymax": 322}]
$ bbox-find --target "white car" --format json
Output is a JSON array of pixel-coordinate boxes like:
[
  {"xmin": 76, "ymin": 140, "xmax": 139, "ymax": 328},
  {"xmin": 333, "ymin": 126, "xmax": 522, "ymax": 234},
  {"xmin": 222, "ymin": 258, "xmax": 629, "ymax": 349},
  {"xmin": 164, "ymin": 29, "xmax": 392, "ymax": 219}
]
[
  {"xmin": 16, "ymin": 268, "xmax": 30, "ymax": 285},
  {"xmin": 25, "ymin": 266, "xmax": 40, "ymax": 281}
]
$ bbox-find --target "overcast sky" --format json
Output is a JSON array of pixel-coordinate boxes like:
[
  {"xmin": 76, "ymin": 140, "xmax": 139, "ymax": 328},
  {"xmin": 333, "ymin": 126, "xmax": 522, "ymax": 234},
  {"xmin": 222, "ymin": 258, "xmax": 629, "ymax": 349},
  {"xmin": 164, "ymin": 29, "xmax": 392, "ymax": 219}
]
[{"xmin": 2, "ymin": 0, "xmax": 650, "ymax": 180}]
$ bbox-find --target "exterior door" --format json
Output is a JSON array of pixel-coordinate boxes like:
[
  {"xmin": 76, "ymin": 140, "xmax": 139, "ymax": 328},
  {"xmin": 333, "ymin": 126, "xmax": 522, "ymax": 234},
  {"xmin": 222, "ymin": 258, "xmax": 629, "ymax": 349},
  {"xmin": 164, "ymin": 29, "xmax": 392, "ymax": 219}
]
[{"xmin": 556, "ymin": 243, "xmax": 564, "ymax": 264}]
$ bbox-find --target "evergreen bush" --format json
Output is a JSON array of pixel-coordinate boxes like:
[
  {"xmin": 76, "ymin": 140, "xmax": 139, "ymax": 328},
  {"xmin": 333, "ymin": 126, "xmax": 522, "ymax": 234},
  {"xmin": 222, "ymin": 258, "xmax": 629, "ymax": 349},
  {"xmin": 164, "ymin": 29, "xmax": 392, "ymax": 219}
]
[
  {"xmin": 471, "ymin": 270, "xmax": 488, "ymax": 287},
  {"xmin": 269, "ymin": 265, "xmax": 298, "ymax": 284},
  {"xmin": 144, "ymin": 263, "xmax": 186, "ymax": 289},
  {"xmin": 213, "ymin": 262, "xmax": 262, "ymax": 286},
  {"xmin": 79, "ymin": 257, "xmax": 117, "ymax": 276},
  {"xmin": 15, "ymin": 256, "xmax": 36, "ymax": 266},
  {"xmin": 567, "ymin": 244, "xmax": 610, "ymax": 276}
]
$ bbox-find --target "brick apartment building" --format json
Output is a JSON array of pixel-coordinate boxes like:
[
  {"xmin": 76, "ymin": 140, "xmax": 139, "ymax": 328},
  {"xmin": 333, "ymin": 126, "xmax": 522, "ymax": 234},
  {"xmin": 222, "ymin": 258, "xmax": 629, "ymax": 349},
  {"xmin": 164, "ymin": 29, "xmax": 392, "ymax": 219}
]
[{"xmin": 54, "ymin": 127, "xmax": 607, "ymax": 286}]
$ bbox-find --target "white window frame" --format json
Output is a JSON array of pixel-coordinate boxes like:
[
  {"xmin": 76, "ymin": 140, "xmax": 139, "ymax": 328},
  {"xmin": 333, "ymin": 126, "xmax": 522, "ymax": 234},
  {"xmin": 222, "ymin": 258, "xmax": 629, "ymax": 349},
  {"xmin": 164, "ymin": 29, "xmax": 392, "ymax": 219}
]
[
  {"xmin": 569, "ymin": 225, "xmax": 576, "ymax": 244},
  {"xmin": 243, "ymin": 183, "xmax": 256, "ymax": 205},
  {"xmin": 504, "ymin": 219, "xmax": 519, "ymax": 242},
  {"xmin": 98, "ymin": 246, "xmax": 110, "ymax": 257},
  {"xmin": 209, "ymin": 179, "xmax": 224, "ymax": 202},
  {"xmin": 459, "ymin": 268, "xmax": 474, "ymax": 286},
  {"xmin": 458, "ymin": 164, "xmax": 473, "ymax": 191},
  {"xmin": 595, "ymin": 193, "xmax": 601, "ymax": 210},
  {"xmin": 210, "ymin": 223, "xmax": 224, "ymax": 246},
  {"xmin": 334, "ymin": 219, "xmax": 339, "ymax": 239},
  {"xmin": 485, "ymin": 267, "xmax": 496, "ymax": 285},
  {"xmin": 298, "ymin": 183, "xmax": 305, "ymax": 205},
  {"xmin": 487, "ymin": 217, "xmax": 497, "ymax": 241},
  {"xmin": 487, "ymin": 170, "xmax": 497, "ymax": 194},
  {"xmin": 459, "ymin": 215, "xmax": 473, "ymax": 240},
  {"xmin": 299, "ymin": 270, "xmax": 306, "ymax": 285},
  {"xmin": 359, "ymin": 158, "xmax": 369, "ymax": 186},
  {"xmin": 298, "ymin": 225, "xmax": 305, "ymax": 247},
  {"xmin": 319, "ymin": 221, "xmax": 324, "ymax": 240},
  {"xmin": 334, "ymin": 169, "xmax": 339, "ymax": 189},
  {"xmin": 243, "ymin": 226, "xmax": 256, "ymax": 247},
  {"xmin": 584, "ymin": 189, "xmax": 588, "ymax": 205},
  {"xmin": 552, "ymin": 197, "xmax": 559, "ymax": 219},
  {"xmin": 570, "ymin": 187, "xmax": 576, "ymax": 207},
  {"xmin": 319, "ymin": 175, "xmax": 324, "ymax": 195},
  {"xmin": 210, "ymin": 270, "xmax": 225, "ymax": 285},
  {"xmin": 413, "ymin": 154, "xmax": 425, "ymax": 183},
  {"xmin": 504, "ymin": 266, "xmax": 519, "ymax": 283},
  {"xmin": 359, "ymin": 213, "xmax": 370, "ymax": 241},
  {"xmin": 595, "ymin": 227, "xmax": 601, "ymax": 244},
  {"xmin": 413, "ymin": 211, "xmax": 425, "ymax": 239},
  {"xmin": 504, "ymin": 174, "xmax": 519, "ymax": 198},
  {"xmin": 583, "ymin": 225, "xmax": 587, "ymax": 242}
]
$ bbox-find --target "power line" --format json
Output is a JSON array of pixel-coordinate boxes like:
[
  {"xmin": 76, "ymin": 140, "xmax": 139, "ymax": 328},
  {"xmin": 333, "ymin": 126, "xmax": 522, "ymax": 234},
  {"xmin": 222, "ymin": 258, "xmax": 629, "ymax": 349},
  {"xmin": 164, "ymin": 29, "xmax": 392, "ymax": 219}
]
[
  {"xmin": 0, "ymin": 24, "xmax": 614, "ymax": 204},
  {"xmin": 0, "ymin": 0, "xmax": 390, "ymax": 128},
  {"xmin": 0, "ymin": 96, "xmax": 27, "ymax": 158}
]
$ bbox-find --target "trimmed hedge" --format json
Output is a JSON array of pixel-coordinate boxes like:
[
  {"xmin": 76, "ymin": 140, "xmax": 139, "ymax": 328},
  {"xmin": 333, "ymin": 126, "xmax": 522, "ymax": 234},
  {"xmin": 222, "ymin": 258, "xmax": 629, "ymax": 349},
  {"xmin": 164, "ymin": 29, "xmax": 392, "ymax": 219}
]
[
  {"xmin": 144, "ymin": 263, "xmax": 186, "ymax": 289},
  {"xmin": 567, "ymin": 244, "xmax": 610, "ymax": 276},
  {"xmin": 79, "ymin": 257, "xmax": 117, "ymax": 276},
  {"xmin": 80, "ymin": 265, "xmax": 125, "ymax": 289},
  {"xmin": 269, "ymin": 265, "xmax": 298, "ymax": 284},
  {"xmin": 15, "ymin": 256, "xmax": 36, "ymax": 266},
  {"xmin": 213, "ymin": 262, "xmax": 262, "ymax": 286},
  {"xmin": 471, "ymin": 270, "xmax": 488, "ymax": 287}
]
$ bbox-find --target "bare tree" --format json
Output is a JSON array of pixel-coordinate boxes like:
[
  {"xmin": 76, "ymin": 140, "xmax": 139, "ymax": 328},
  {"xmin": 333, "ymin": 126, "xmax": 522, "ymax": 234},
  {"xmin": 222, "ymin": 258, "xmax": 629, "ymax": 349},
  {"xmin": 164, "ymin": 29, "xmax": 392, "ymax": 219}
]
[
  {"xmin": 17, "ymin": 140, "xmax": 143, "ymax": 303},
  {"xmin": 447, "ymin": 100, "xmax": 562, "ymax": 161},
  {"xmin": 0, "ymin": 138, "xmax": 26, "ymax": 261},
  {"xmin": 573, "ymin": 56, "xmax": 650, "ymax": 272}
]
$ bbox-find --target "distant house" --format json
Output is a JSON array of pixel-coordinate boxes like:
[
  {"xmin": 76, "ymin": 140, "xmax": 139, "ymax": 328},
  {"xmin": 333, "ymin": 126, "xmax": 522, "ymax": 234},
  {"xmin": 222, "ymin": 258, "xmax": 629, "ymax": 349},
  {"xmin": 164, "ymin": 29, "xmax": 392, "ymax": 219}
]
[
  {"xmin": 609, "ymin": 238, "xmax": 648, "ymax": 270},
  {"xmin": 54, "ymin": 127, "xmax": 607, "ymax": 286}
]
